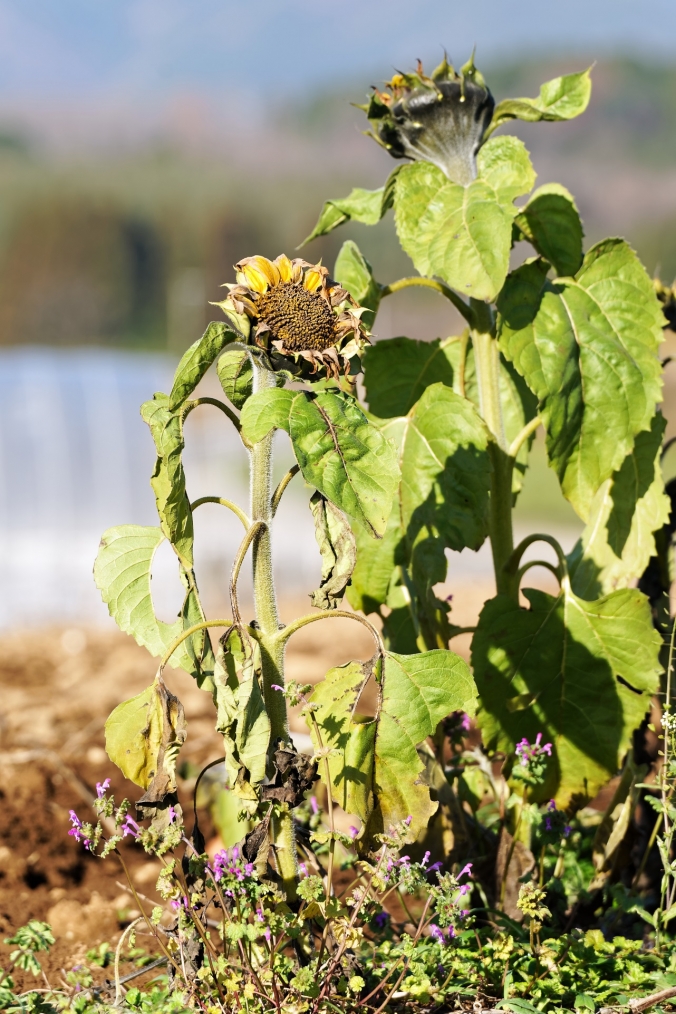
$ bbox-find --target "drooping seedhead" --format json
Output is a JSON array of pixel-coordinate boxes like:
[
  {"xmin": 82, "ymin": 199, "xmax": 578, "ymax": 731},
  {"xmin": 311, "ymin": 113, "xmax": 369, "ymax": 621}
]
[
  {"xmin": 220, "ymin": 253, "xmax": 369, "ymax": 380},
  {"xmin": 363, "ymin": 53, "xmax": 494, "ymax": 186}
]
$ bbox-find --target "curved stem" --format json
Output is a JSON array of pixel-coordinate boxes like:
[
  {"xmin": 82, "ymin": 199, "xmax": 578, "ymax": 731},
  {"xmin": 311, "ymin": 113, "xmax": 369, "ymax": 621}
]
[
  {"xmin": 114, "ymin": 917, "xmax": 143, "ymax": 1003},
  {"xmin": 183, "ymin": 396, "xmax": 241, "ymax": 433},
  {"xmin": 449, "ymin": 626, "xmax": 477, "ymax": 638},
  {"xmin": 160, "ymin": 618, "xmax": 235, "ymax": 670},
  {"xmin": 271, "ymin": 464, "xmax": 300, "ymax": 516},
  {"xmin": 516, "ymin": 559, "xmax": 562, "ymax": 586},
  {"xmin": 509, "ymin": 414, "xmax": 542, "ymax": 459},
  {"xmin": 230, "ymin": 520, "xmax": 266, "ymax": 624},
  {"xmin": 190, "ymin": 496, "xmax": 250, "ymax": 531},
  {"xmin": 275, "ymin": 609, "xmax": 384, "ymax": 655},
  {"xmin": 380, "ymin": 276, "xmax": 474, "ymax": 327},
  {"xmin": 505, "ymin": 533, "xmax": 567, "ymax": 578}
]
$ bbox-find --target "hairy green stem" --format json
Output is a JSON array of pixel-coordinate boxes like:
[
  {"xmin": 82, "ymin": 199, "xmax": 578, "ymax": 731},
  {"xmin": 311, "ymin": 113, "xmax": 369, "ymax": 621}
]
[
  {"xmin": 275, "ymin": 608, "xmax": 383, "ymax": 654},
  {"xmin": 471, "ymin": 310, "xmax": 519, "ymax": 598},
  {"xmin": 248, "ymin": 358, "xmax": 297, "ymax": 898},
  {"xmin": 509, "ymin": 414, "xmax": 542, "ymax": 459},
  {"xmin": 190, "ymin": 496, "xmax": 251, "ymax": 530},
  {"xmin": 182, "ymin": 395, "xmax": 242, "ymax": 434},
  {"xmin": 271, "ymin": 464, "xmax": 300, "ymax": 516},
  {"xmin": 379, "ymin": 275, "xmax": 474, "ymax": 326},
  {"xmin": 487, "ymin": 442, "xmax": 516, "ymax": 597},
  {"xmin": 470, "ymin": 308, "xmax": 518, "ymax": 592}
]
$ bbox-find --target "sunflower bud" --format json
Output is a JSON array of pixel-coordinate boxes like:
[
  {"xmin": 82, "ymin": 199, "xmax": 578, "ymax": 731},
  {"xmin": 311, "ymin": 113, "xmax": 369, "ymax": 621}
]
[{"xmin": 362, "ymin": 54, "xmax": 494, "ymax": 186}]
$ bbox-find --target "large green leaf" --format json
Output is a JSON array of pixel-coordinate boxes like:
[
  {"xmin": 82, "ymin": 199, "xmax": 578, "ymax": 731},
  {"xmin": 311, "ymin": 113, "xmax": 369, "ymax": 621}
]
[
  {"xmin": 569, "ymin": 413, "xmax": 670, "ymax": 598},
  {"xmin": 348, "ymin": 389, "xmax": 490, "ymax": 652},
  {"xmin": 362, "ymin": 335, "xmax": 535, "ymax": 495},
  {"xmin": 400, "ymin": 383, "xmax": 490, "ymax": 553},
  {"xmin": 487, "ymin": 69, "xmax": 592, "ymax": 135},
  {"xmin": 347, "ymin": 507, "xmax": 402, "ymax": 616},
  {"xmin": 105, "ymin": 678, "xmax": 186, "ymax": 794},
  {"xmin": 216, "ymin": 346, "xmax": 253, "ymax": 410},
  {"xmin": 309, "ymin": 649, "xmax": 477, "ymax": 843},
  {"xmin": 241, "ymin": 388, "xmax": 400, "ymax": 537},
  {"xmin": 394, "ymin": 136, "xmax": 535, "ymax": 301},
  {"xmin": 141, "ymin": 393, "xmax": 194, "ymax": 567},
  {"xmin": 94, "ymin": 525, "xmax": 180, "ymax": 658},
  {"xmin": 94, "ymin": 524, "xmax": 213, "ymax": 682},
  {"xmin": 334, "ymin": 240, "xmax": 381, "ymax": 330},
  {"xmin": 473, "ymin": 580, "xmax": 661, "ymax": 806},
  {"xmin": 302, "ymin": 169, "xmax": 401, "ymax": 244},
  {"xmin": 498, "ymin": 241, "xmax": 665, "ymax": 520},
  {"xmin": 514, "ymin": 184, "xmax": 584, "ymax": 278},
  {"xmin": 169, "ymin": 316, "xmax": 248, "ymax": 410},
  {"xmin": 363, "ymin": 336, "xmax": 458, "ymax": 418}
]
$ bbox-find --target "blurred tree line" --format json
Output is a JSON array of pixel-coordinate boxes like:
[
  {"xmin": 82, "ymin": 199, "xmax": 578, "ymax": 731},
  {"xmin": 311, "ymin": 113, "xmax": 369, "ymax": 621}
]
[{"xmin": 0, "ymin": 55, "xmax": 675, "ymax": 351}]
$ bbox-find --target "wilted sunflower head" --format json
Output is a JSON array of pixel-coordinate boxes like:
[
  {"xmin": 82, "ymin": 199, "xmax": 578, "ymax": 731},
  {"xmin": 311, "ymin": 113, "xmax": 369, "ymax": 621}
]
[
  {"xmin": 363, "ymin": 54, "xmax": 494, "ymax": 186},
  {"xmin": 224, "ymin": 254, "xmax": 369, "ymax": 379}
]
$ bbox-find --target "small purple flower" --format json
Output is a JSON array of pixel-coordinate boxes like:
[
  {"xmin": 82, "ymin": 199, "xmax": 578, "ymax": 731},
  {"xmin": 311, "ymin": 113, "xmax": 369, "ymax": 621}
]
[
  {"xmin": 263, "ymin": 927, "xmax": 271, "ymax": 944},
  {"xmin": 430, "ymin": 924, "xmax": 445, "ymax": 943},
  {"xmin": 298, "ymin": 862, "xmax": 308, "ymax": 877},
  {"xmin": 547, "ymin": 799, "xmax": 557, "ymax": 811},
  {"xmin": 458, "ymin": 883, "xmax": 470, "ymax": 896},
  {"xmin": 310, "ymin": 796, "xmax": 319, "ymax": 815},
  {"xmin": 96, "ymin": 778, "xmax": 111, "ymax": 799},
  {"xmin": 459, "ymin": 862, "xmax": 473, "ymax": 879},
  {"xmin": 168, "ymin": 806, "xmax": 176, "ymax": 825},
  {"xmin": 428, "ymin": 861, "xmax": 443, "ymax": 873},
  {"xmin": 404, "ymin": 815, "xmax": 412, "ymax": 826},
  {"xmin": 372, "ymin": 911, "xmax": 390, "ymax": 930},
  {"xmin": 271, "ymin": 684, "xmax": 284, "ymax": 692},
  {"xmin": 121, "ymin": 815, "xmax": 140, "ymax": 839},
  {"xmin": 348, "ymin": 826, "xmax": 359, "ymax": 840},
  {"xmin": 421, "ymin": 851, "xmax": 431, "ymax": 867}
]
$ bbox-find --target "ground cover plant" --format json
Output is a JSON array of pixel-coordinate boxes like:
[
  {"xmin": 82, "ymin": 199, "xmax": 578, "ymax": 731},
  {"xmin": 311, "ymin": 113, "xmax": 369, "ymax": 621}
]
[{"xmin": 8, "ymin": 51, "xmax": 676, "ymax": 1014}]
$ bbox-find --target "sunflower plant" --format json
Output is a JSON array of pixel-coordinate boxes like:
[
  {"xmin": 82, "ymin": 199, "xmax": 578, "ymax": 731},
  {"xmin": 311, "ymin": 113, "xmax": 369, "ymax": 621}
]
[{"xmin": 90, "ymin": 49, "xmax": 672, "ymax": 1011}]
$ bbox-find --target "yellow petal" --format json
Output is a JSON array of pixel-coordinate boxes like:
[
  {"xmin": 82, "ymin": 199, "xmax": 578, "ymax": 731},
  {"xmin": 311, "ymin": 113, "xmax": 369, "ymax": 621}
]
[
  {"xmin": 239, "ymin": 255, "xmax": 280, "ymax": 292},
  {"xmin": 303, "ymin": 269, "xmax": 323, "ymax": 292},
  {"xmin": 251, "ymin": 255, "xmax": 281, "ymax": 287},
  {"xmin": 274, "ymin": 253, "xmax": 294, "ymax": 283}
]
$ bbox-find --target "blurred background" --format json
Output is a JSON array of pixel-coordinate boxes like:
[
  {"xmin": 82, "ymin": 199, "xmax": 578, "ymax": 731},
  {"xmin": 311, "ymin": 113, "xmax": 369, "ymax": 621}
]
[{"xmin": 2, "ymin": 0, "xmax": 676, "ymax": 629}]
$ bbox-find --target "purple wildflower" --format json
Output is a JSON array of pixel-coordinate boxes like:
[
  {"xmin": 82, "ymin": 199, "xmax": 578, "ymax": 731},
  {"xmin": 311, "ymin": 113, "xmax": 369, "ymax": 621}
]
[
  {"xmin": 298, "ymin": 862, "xmax": 308, "ymax": 877},
  {"xmin": 310, "ymin": 796, "xmax": 319, "ymax": 815},
  {"xmin": 121, "ymin": 815, "xmax": 140, "ymax": 839},
  {"xmin": 372, "ymin": 911, "xmax": 390, "ymax": 930},
  {"xmin": 429, "ymin": 924, "xmax": 445, "ymax": 943},
  {"xmin": 459, "ymin": 862, "xmax": 473, "ymax": 879},
  {"xmin": 348, "ymin": 826, "xmax": 359, "ymax": 840},
  {"xmin": 95, "ymin": 778, "xmax": 110, "ymax": 799},
  {"xmin": 271, "ymin": 684, "xmax": 283, "ymax": 692}
]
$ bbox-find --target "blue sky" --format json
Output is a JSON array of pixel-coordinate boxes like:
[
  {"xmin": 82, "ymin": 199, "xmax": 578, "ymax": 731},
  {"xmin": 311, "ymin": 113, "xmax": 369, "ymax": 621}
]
[{"xmin": 0, "ymin": 0, "xmax": 675, "ymax": 101}]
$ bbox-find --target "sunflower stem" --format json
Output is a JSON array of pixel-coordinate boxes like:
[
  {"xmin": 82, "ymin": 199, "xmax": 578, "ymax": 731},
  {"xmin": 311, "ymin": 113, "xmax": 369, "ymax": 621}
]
[
  {"xmin": 248, "ymin": 357, "xmax": 298, "ymax": 900},
  {"xmin": 470, "ymin": 305, "xmax": 517, "ymax": 599}
]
